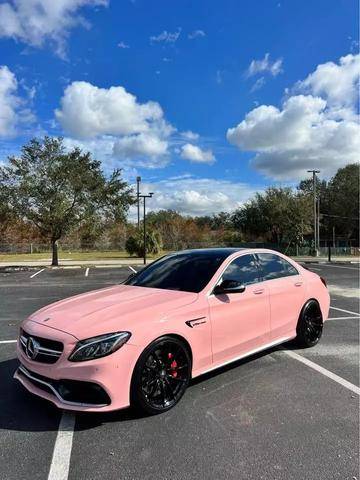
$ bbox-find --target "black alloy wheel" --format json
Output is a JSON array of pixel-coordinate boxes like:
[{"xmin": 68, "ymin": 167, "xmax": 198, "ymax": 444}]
[
  {"xmin": 131, "ymin": 336, "xmax": 191, "ymax": 415},
  {"xmin": 296, "ymin": 300, "xmax": 323, "ymax": 347}
]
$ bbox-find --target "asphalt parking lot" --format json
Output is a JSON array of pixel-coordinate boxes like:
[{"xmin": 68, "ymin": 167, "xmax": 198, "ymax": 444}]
[{"xmin": 0, "ymin": 263, "xmax": 359, "ymax": 480}]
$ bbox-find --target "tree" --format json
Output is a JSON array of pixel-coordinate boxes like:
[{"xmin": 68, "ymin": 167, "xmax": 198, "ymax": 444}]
[
  {"xmin": 146, "ymin": 210, "xmax": 191, "ymax": 249},
  {"xmin": 0, "ymin": 186, "xmax": 12, "ymax": 238},
  {"xmin": 195, "ymin": 212, "xmax": 231, "ymax": 230},
  {"xmin": 0, "ymin": 137, "xmax": 134, "ymax": 265},
  {"xmin": 297, "ymin": 177, "xmax": 327, "ymax": 197},
  {"xmin": 297, "ymin": 164, "xmax": 360, "ymax": 244},
  {"xmin": 325, "ymin": 164, "xmax": 359, "ymax": 241},
  {"xmin": 231, "ymin": 187, "xmax": 312, "ymax": 247},
  {"xmin": 78, "ymin": 215, "xmax": 105, "ymax": 250}
]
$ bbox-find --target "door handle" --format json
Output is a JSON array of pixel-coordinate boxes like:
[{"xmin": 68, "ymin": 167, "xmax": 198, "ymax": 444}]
[
  {"xmin": 253, "ymin": 288, "xmax": 265, "ymax": 295},
  {"xmin": 294, "ymin": 282, "xmax": 303, "ymax": 287}
]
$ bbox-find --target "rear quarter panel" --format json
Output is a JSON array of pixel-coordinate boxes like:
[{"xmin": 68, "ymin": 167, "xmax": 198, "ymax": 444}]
[{"xmin": 302, "ymin": 270, "xmax": 330, "ymax": 321}]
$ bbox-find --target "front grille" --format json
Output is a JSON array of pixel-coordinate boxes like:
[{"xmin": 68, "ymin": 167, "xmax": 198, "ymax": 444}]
[
  {"xmin": 18, "ymin": 365, "xmax": 111, "ymax": 407},
  {"xmin": 20, "ymin": 329, "xmax": 63, "ymax": 364}
]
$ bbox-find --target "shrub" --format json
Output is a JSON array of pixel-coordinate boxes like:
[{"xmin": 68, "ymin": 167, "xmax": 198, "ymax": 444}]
[
  {"xmin": 125, "ymin": 236, "xmax": 138, "ymax": 256},
  {"xmin": 125, "ymin": 230, "xmax": 163, "ymax": 257}
]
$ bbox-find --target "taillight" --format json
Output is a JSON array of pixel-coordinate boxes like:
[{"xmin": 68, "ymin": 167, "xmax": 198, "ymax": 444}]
[{"xmin": 320, "ymin": 276, "xmax": 327, "ymax": 288}]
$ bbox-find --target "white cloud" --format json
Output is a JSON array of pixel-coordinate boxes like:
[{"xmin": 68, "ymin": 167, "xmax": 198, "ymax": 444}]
[
  {"xmin": 0, "ymin": 0, "xmax": 108, "ymax": 58},
  {"xmin": 227, "ymin": 53, "xmax": 360, "ymax": 180},
  {"xmin": 150, "ymin": 28, "xmax": 181, "ymax": 44},
  {"xmin": 180, "ymin": 130, "xmax": 199, "ymax": 141},
  {"xmin": 0, "ymin": 65, "xmax": 35, "ymax": 137},
  {"xmin": 350, "ymin": 39, "xmax": 359, "ymax": 53},
  {"xmin": 246, "ymin": 53, "xmax": 283, "ymax": 77},
  {"xmin": 216, "ymin": 70, "xmax": 223, "ymax": 84},
  {"xmin": 55, "ymin": 81, "xmax": 167, "ymax": 139},
  {"xmin": 113, "ymin": 133, "xmax": 168, "ymax": 158},
  {"xmin": 295, "ymin": 53, "xmax": 360, "ymax": 111},
  {"xmin": 137, "ymin": 177, "xmax": 259, "ymax": 216},
  {"xmin": 250, "ymin": 77, "xmax": 266, "ymax": 92},
  {"xmin": 117, "ymin": 41, "xmax": 129, "ymax": 49},
  {"xmin": 57, "ymin": 80, "xmax": 176, "ymax": 168},
  {"xmin": 180, "ymin": 144, "xmax": 215, "ymax": 164},
  {"xmin": 63, "ymin": 135, "xmax": 169, "ymax": 169},
  {"xmin": 188, "ymin": 29, "xmax": 206, "ymax": 40},
  {"xmin": 63, "ymin": 135, "xmax": 116, "ymax": 159},
  {"xmin": 0, "ymin": 66, "xmax": 19, "ymax": 137}
]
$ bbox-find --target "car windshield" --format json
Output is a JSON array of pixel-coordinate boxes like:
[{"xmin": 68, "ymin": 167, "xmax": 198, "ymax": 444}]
[{"xmin": 124, "ymin": 251, "xmax": 230, "ymax": 293}]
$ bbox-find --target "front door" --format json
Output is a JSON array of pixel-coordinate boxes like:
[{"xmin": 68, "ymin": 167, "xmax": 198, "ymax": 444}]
[{"xmin": 208, "ymin": 254, "xmax": 271, "ymax": 365}]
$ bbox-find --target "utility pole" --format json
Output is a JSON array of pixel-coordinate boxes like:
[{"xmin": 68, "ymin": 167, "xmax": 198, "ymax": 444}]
[
  {"xmin": 317, "ymin": 196, "xmax": 320, "ymax": 251},
  {"xmin": 307, "ymin": 169, "xmax": 320, "ymax": 256},
  {"xmin": 139, "ymin": 192, "xmax": 154, "ymax": 265},
  {"xmin": 136, "ymin": 176, "xmax": 141, "ymax": 230}
]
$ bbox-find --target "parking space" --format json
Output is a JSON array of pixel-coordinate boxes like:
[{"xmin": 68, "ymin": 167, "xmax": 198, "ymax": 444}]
[
  {"xmin": 296, "ymin": 263, "xmax": 359, "ymax": 386},
  {"xmin": 0, "ymin": 263, "xmax": 358, "ymax": 480},
  {"xmin": 0, "ymin": 267, "xmax": 132, "ymax": 340}
]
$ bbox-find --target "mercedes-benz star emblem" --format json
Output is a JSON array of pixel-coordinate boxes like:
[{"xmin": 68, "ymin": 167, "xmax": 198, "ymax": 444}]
[{"xmin": 26, "ymin": 337, "xmax": 40, "ymax": 360}]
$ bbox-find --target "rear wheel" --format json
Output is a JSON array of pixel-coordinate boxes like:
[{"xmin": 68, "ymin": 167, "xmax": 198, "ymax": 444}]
[
  {"xmin": 131, "ymin": 336, "xmax": 191, "ymax": 415},
  {"xmin": 295, "ymin": 300, "xmax": 323, "ymax": 347}
]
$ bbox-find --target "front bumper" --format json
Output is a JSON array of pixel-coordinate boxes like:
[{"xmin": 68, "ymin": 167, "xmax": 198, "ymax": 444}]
[
  {"xmin": 15, "ymin": 321, "xmax": 142, "ymax": 412},
  {"xmin": 15, "ymin": 364, "xmax": 111, "ymax": 409}
]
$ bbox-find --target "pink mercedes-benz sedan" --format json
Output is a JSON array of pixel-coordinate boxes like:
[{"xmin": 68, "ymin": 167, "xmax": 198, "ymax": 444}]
[{"xmin": 15, "ymin": 248, "xmax": 330, "ymax": 414}]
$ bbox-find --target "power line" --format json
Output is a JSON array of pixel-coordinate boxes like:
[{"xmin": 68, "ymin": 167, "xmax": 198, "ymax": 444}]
[{"xmin": 320, "ymin": 213, "xmax": 360, "ymax": 220}]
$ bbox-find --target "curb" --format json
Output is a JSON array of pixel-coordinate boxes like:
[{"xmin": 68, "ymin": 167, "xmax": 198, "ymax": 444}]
[
  {"xmin": 0, "ymin": 264, "xmax": 147, "ymax": 272},
  {"xmin": 300, "ymin": 260, "xmax": 360, "ymax": 265}
]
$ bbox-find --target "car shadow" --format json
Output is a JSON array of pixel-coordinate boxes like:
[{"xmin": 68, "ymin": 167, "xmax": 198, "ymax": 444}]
[
  {"xmin": 0, "ymin": 340, "xmax": 300, "ymax": 432},
  {"xmin": 0, "ymin": 357, "xmax": 150, "ymax": 432},
  {"xmin": 0, "ymin": 358, "xmax": 62, "ymax": 432}
]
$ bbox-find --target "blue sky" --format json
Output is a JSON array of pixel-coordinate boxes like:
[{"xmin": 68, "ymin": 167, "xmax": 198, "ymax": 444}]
[{"xmin": 0, "ymin": 0, "xmax": 358, "ymax": 216}]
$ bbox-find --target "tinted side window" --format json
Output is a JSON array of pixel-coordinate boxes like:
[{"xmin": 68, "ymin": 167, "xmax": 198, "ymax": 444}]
[
  {"xmin": 257, "ymin": 253, "xmax": 298, "ymax": 281},
  {"xmin": 222, "ymin": 255, "xmax": 260, "ymax": 286}
]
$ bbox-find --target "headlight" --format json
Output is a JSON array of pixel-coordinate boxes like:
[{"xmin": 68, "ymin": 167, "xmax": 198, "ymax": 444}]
[{"xmin": 69, "ymin": 331, "xmax": 131, "ymax": 362}]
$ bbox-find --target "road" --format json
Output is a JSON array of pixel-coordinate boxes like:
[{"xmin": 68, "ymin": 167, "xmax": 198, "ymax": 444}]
[{"xmin": 0, "ymin": 263, "xmax": 358, "ymax": 480}]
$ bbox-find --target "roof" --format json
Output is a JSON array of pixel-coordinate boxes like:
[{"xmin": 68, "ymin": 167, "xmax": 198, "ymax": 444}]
[{"xmin": 171, "ymin": 248, "xmax": 246, "ymax": 257}]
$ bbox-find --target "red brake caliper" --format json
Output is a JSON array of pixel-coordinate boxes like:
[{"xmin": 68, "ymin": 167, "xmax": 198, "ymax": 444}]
[{"xmin": 168, "ymin": 353, "xmax": 178, "ymax": 378}]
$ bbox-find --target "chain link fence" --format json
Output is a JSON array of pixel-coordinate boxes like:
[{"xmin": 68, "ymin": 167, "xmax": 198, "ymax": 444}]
[{"xmin": 0, "ymin": 241, "xmax": 359, "ymax": 258}]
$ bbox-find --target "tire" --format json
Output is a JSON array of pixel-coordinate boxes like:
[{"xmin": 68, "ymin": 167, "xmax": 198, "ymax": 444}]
[
  {"xmin": 131, "ymin": 336, "xmax": 191, "ymax": 415},
  {"xmin": 295, "ymin": 300, "xmax": 323, "ymax": 348}
]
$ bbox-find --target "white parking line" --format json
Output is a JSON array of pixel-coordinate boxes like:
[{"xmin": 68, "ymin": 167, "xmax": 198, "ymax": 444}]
[
  {"xmin": 330, "ymin": 306, "xmax": 360, "ymax": 316},
  {"xmin": 327, "ymin": 316, "xmax": 360, "ymax": 321},
  {"xmin": 0, "ymin": 339, "xmax": 17, "ymax": 344},
  {"xmin": 283, "ymin": 350, "xmax": 360, "ymax": 395},
  {"xmin": 30, "ymin": 268, "xmax": 45, "ymax": 278},
  {"xmin": 128, "ymin": 266, "xmax": 137, "ymax": 273},
  {"xmin": 48, "ymin": 413, "xmax": 75, "ymax": 480},
  {"xmin": 85, "ymin": 268, "xmax": 89, "ymax": 277},
  {"xmin": 319, "ymin": 264, "xmax": 359, "ymax": 271}
]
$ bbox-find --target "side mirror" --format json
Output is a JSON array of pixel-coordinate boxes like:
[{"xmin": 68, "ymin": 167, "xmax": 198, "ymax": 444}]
[{"xmin": 213, "ymin": 279, "xmax": 246, "ymax": 295}]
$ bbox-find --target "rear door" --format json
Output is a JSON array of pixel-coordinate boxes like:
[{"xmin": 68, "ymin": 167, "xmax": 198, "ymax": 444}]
[
  {"xmin": 255, "ymin": 253, "xmax": 305, "ymax": 340},
  {"xmin": 208, "ymin": 254, "xmax": 271, "ymax": 364}
]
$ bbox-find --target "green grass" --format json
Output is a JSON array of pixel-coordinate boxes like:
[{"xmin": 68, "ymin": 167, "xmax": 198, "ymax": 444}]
[{"xmin": 0, "ymin": 250, "xmax": 165, "ymax": 262}]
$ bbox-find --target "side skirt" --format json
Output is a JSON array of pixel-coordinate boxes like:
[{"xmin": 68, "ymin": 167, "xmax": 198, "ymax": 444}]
[{"xmin": 192, "ymin": 335, "xmax": 296, "ymax": 378}]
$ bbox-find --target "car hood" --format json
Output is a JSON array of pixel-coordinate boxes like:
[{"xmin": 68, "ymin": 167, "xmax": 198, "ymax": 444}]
[{"xmin": 28, "ymin": 285, "xmax": 198, "ymax": 340}]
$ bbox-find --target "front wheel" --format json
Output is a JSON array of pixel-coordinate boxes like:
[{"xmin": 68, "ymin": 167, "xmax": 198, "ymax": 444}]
[
  {"xmin": 295, "ymin": 300, "xmax": 323, "ymax": 348},
  {"xmin": 131, "ymin": 336, "xmax": 191, "ymax": 415}
]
